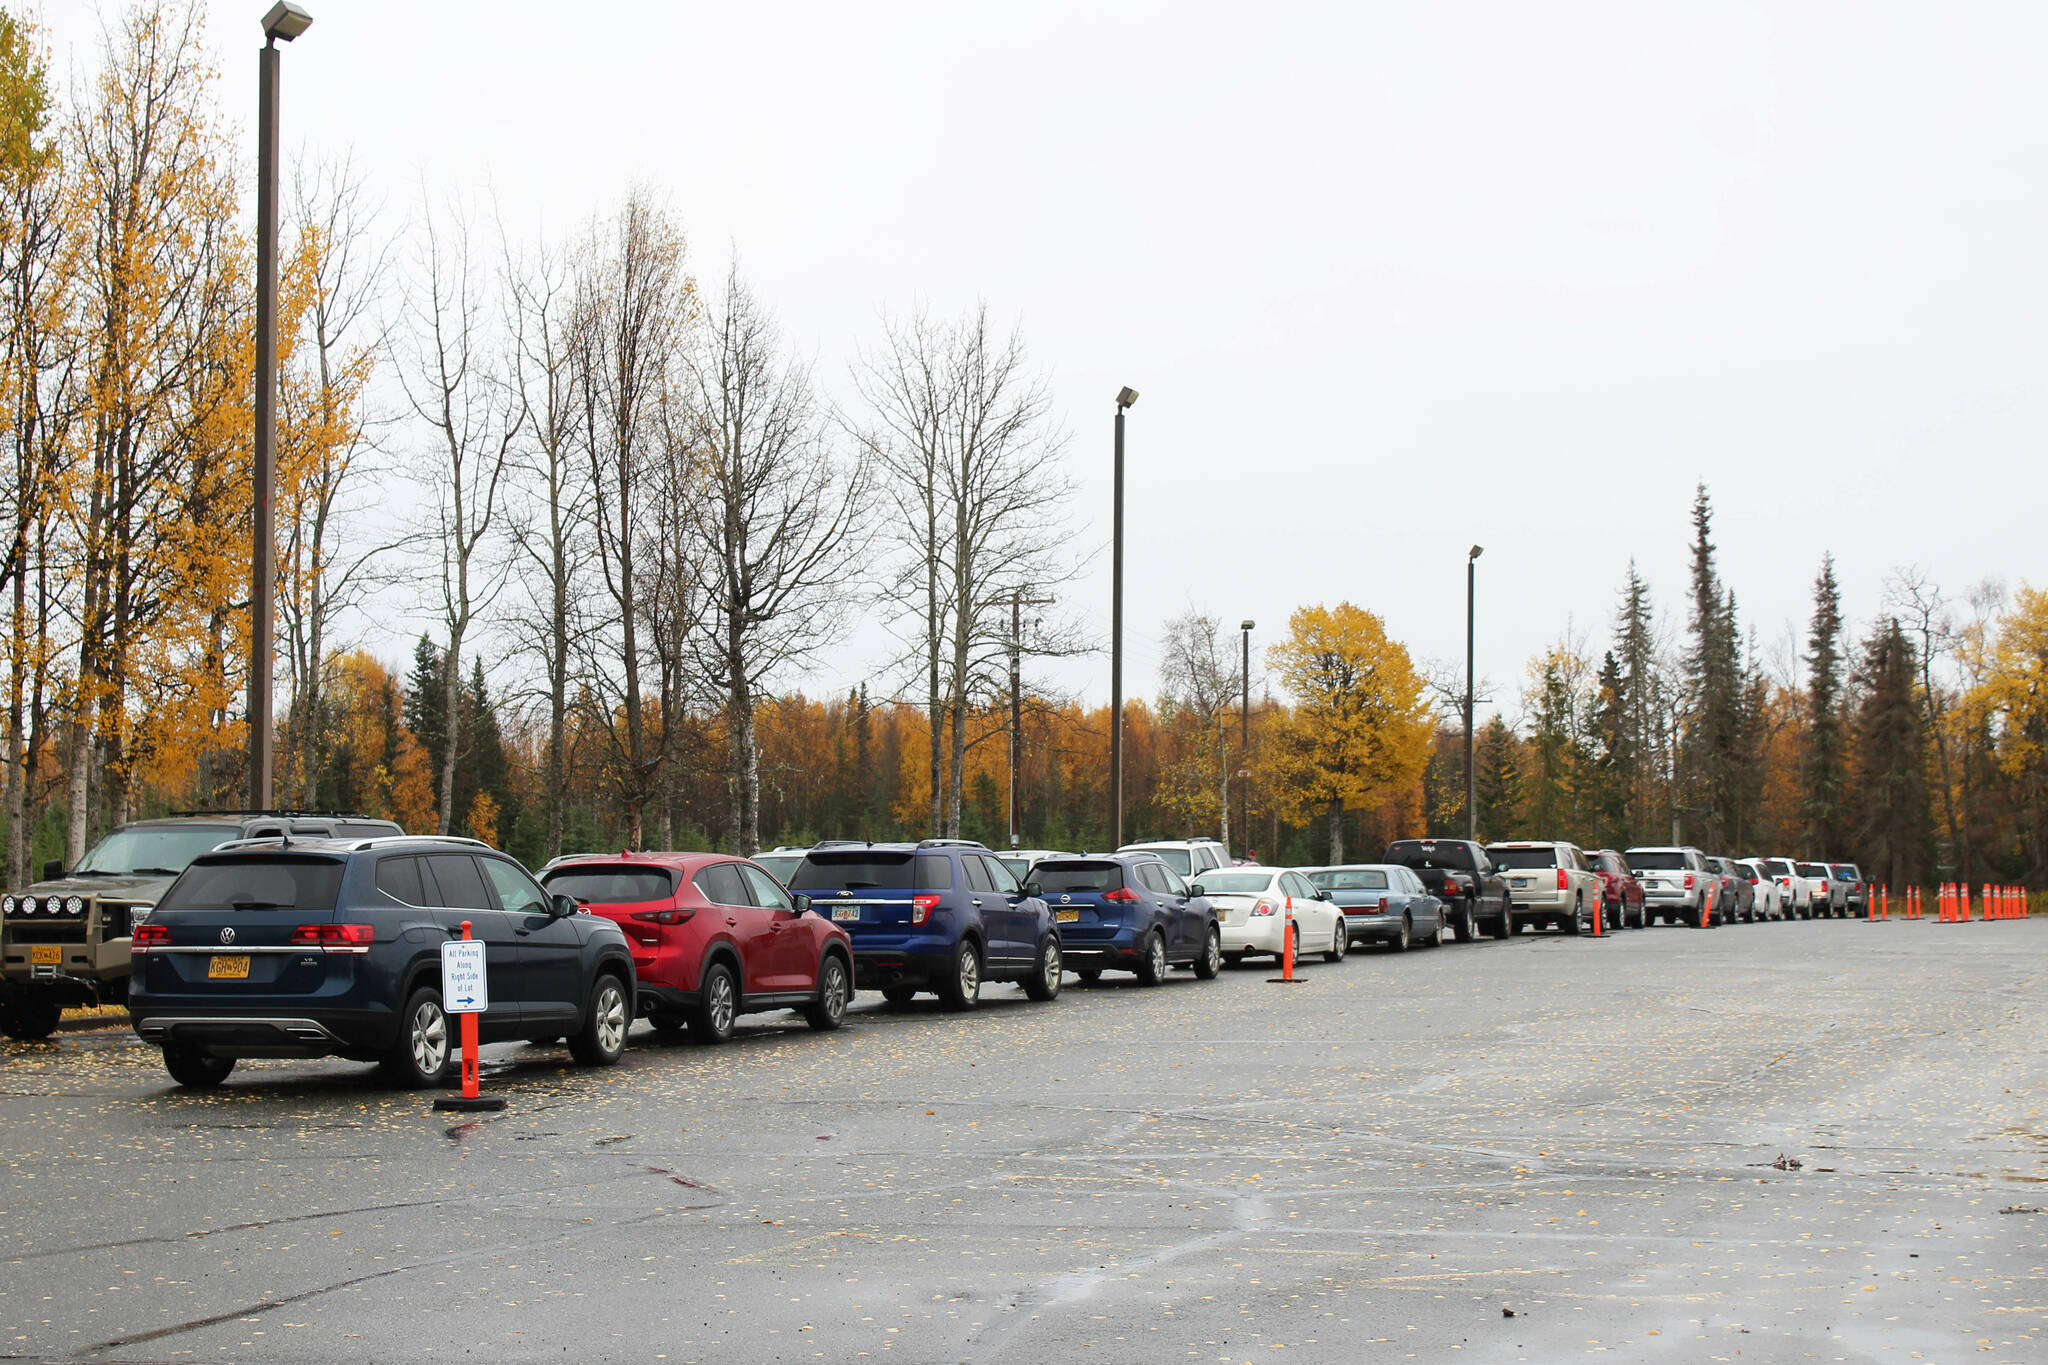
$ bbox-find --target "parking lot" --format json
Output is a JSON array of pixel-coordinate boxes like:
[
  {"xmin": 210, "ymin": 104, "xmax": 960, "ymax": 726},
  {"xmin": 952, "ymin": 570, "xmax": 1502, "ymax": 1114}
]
[{"xmin": 3, "ymin": 918, "xmax": 2044, "ymax": 1364}]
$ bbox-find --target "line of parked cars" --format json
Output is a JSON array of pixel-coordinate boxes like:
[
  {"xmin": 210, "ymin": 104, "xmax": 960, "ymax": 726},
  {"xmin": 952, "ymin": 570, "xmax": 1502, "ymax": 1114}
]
[{"xmin": 0, "ymin": 812, "xmax": 1877, "ymax": 1089}]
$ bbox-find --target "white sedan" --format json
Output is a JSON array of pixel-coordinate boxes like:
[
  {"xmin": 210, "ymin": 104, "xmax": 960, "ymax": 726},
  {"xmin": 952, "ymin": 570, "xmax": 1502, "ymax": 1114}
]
[{"xmin": 1189, "ymin": 866, "xmax": 1347, "ymax": 965}]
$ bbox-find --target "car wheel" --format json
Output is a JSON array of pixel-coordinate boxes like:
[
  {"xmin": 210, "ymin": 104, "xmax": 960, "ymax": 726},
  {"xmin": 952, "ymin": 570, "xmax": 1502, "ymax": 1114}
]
[
  {"xmin": 1323, "ymin": 919, "xmax": 1346, "ymax": 963},
  {"xmin": 881, "ymin": 984, "xmax": 919, "ymax": 1004},
  {"xmin": 570, "ymin": 973, "xmax": 631, "ymax": 1066},
  {"xmin": 648, "ymin": 1013, "xmax": 688, "ymax": 1040},
  {"xmin": 1022, "ymin": 935, "xmax": 1062, "ymax": 1002},
  {"xmin": 162, "ymin": 1045, "xmax": 234, "ymax": 1089},
  {"xmin": 691, "ymin": 961, "xmax": 739, "ymax": 1043},
  {"xmin": 381, "ymin": 986, "xmax": 452, "ymax": 1088},
  {"xmin": 804, "ymin": 954, "xmax": 851, "ymax": 1030},
  {"xmin": 937, "ymin": 939, "xmax": 983, "ymax": 1011},
  {"xmin": 2, "ymin": 993, "xmax": 60, "ymax": 1041},
  {"xmin": 1452, "ymin": 901, "xmax": 1476, "ymax": 942},
  {"xmin": 1389, "ymin": 917, "xmax": 1410, "ymax": 953},
  {"xmin": 1562, "ymin": 897, "xmax": 1583, "ymax": 935},
  {"xmin": 1425, "ymin": 912, "xmax": 1444, "ymax": 947},
  {"xmin": 1193, "ymin": 925, "xmax": 1222, "ymax": 979},
  {"xmin": 1135, "ymin": 931, "xmax": 1169, "ymax": 986},
  {"xmin": 1490, "ymin": 909, "xmax": 1512, "ymax": 939}
]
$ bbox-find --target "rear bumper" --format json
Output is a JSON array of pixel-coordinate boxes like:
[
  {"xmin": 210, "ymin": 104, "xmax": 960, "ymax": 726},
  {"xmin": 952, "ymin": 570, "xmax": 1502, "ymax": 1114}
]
[
  {"xmin": 1220, "ymin": 918, "xmax": 1286, "ymax": 954},
  {"xmin": 1059, "ymin": 929, "xmax": 1142, "ymax": 966},
  {"xmin": 849, "ymin": 947, "xmax": 956, "ymax": 990},
  {"xmin": 131, "ymin": 1006, "xmax": 391, "ymax": 1059},
  {"xmin": 1341, "ymin": 912, "xmax": 1406, "ymax": 943}
]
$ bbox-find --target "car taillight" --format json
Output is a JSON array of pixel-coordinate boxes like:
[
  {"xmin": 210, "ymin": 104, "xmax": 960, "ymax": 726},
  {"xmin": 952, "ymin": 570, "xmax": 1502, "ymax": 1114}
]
[
  {"xmin": 1377, "ymin": 897, "xmax": 1389, "ymax": 912},
  {"xmin": 1101, "ymin": 887, "xmax": 1140, "ymax": 903},
  {"xmin": 1555, "ymin": 869, "xmax": 1568, "ymax": 891},
  {"xmin": 911, "ymin": 894, "xmax": 941, "ymax": 925},
  {"xmin": 289, "ymin": 923, "xmax": 376, "ymax": 953},
  {"xmin": 631, "ymin": 908, "xmax": 695, "ymax": 926},
  {"xmin": 1252, "ymin": 898, "xmax": 1278, "ymax": 917},
  {"xmin": 131, "ymin": 923, "xmax": 170, "ymax": 951}
]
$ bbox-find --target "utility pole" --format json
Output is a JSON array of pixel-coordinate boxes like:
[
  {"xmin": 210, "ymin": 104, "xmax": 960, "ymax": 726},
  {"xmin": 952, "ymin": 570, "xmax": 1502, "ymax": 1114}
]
[
  {"xmin": 1109, "ymin": 386, "xmax": 1137, "ymax": 849},
  {"xmin": 1007, "ymin": 589, "xmax": 1056, "ymax": 849},
  {"xmin": 1465, "ymin": 546, "xmax": 1482, "ymax": 840},
  {"xmin": 1239, "ymin": 620, "xmax": 1254, "ymax": 858}
]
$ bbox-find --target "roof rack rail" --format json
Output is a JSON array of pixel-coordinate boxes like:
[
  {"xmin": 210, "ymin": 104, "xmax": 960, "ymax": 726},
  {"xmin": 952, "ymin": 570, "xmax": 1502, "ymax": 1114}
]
[
  {"xmin": 166, "ymin": 809, "xmax": 368, "ymax": 819},
  {"xmin": 916, "ymin": 838, "xmax": 988, "ymax": 850},
  {"xmin": 348, "ymin": 834, "xmax": 495, "ymax": 852}
]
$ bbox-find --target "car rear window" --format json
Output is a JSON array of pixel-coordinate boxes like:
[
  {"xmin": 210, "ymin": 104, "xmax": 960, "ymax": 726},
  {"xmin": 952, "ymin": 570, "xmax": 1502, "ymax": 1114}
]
[
  {"xmin": 157, "ymin": 856, "xmax": 345, "ymax": 913},
  {"xmin": 1627, "ymin": 850, "xmax": 1687, "ymax": 870},
  {"xmin": 1035, "ymin": 861, "xmax": 1123, "ymax": 893},
  {"xmin": 1192, "ymin": 871, "xmax": 1274, "ymax": 894},
  {"xmin": 1307, "ymin": 869, "xmax": 1388, "ymax": 890},
  {"xmin": 1488, "ymin": 846, "xmax": 1558, "ymax": 870},
  {"xmin": 1385, "ymin": 841, "xmax": 1474, "ymax": 872},
  {"xmin": 791, "ymin": 853, "xmax": 953, "ymax": 892},
  {"xmin": 1797, "ymin": 863, "xmax": 1828, "ymax": 877},
  {"xmin": 542, "ymin": 866, "xmax": 675, "ymax": 905}
]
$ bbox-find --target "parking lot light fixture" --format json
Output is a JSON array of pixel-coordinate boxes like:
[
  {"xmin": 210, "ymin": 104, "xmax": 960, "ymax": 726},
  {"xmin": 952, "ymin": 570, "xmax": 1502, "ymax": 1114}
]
[
  {"xmin": 1110, "ymin": 387, "xmax": 1138, "ymax": 849},
  {"xmin": 262, "ymin": 1, "xmax": 311, "ymax": 42}
]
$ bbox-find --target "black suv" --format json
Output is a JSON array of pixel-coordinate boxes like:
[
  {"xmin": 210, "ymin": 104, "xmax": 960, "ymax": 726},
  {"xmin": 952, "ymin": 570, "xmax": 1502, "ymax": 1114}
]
[
  {"xmin": 1383, "ymin": 838, "xmax": 1513, "ymax": 940},
  {"xmin": 787, "ymin": 839, "xmax": 1062, "ymax": 1010},
  {"xmin": 1, "ymin": 810, "xmax": 402, "ymax": 1040},
  {"xmin": 128, "ymin": 836, "xmax": 634, "ymax": 1089}
]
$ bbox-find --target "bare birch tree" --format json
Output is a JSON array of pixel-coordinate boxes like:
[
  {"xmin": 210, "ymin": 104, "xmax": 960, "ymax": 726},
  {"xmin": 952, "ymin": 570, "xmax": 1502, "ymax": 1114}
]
[
  {"xmin": 1158, "ymin": 607, "xmax": 1243, "ymax": 845},
  {"xmin": 688, "ymin": 262, "xmax": 870, "ymax": 855},
  {"xmin": 397, "ymin": 191, "xmax": 522, "ymax": 834}
]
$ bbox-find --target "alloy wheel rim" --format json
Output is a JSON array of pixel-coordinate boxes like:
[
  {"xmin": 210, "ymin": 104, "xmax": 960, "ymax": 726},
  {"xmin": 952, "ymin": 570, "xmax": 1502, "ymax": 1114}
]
[
  {"xmin": 960, "ymin": 946, "xmax": 980, "ymax": 996},
  {"xmin": 824, "ymin": 963, "xmax": 847, "ymax": 1020},
  {"xmin": 412, "ymin": 1001, "xmax": 447, "ymax": 1074},
  {"xmin": 710, "ymin": 974, "xmax": 736, "ymax": 1032},
  {"xmin": 595, "ymin": 984, "xmax": 627, "ymax": 1053},
  {"xmin": 1150, "ymin": 936, "xmax": 1166, "ymax": 976},
  {"xmin": 1205, "ymin": 930, "xmax": 1221, "ymax": 973},
  {"xmin": 1043, "ymin": 941, "xmax": 1061, "ymax": 991}
]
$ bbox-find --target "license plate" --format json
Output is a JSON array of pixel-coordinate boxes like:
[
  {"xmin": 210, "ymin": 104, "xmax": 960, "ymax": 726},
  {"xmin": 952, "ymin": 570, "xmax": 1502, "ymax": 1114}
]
[
  {"xmin": 31, "ymin": 944, "xmax": 60, "ymax": 965},
  {"xmin": 207, "ymin": 954, "xmax": 251, "ymax": 979},
  {"xmin": 1055, "ymin": 909, "xmax": 1080, "ymax": 923},
  {"xmin": 831, "ymin": 907, "xmax": 860, "ymax": 922},
  {"xmin": 1511, "ymin": 878, "xmax": 1529, "ymax": 888}
]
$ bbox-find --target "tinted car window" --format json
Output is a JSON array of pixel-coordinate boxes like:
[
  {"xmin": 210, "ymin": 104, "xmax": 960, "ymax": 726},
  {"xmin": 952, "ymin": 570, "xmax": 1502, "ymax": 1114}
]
[
  {"xmin": 1626, "ymin": 850, "xmax": 1688, "ymax": 870},
  {"xmin": 1194, "ymin": 871, "xmax": 1275, "ymax": 895},
  {"xmin": 984, "ymin": 857, "xmax": 1023, "ymax": 896},
  {"xmin": 1035, "ymin": 861, "xmax": 1123, "ymax": 893},
  {"xmin": 792, "ymin": 853, "xmax": 954, "ymax": 892},
  {"xmin": 481, "ymin": 858, "xmax": 548, "ymax": 915},
  {"xmin": 963, "ymin": 856, "xmax": 996, "ymax": 894},
  {"xmin": 158, "ymin": 856, "xmax": 345, "ymax": 913},
  {"xmin": 1148, "ymin": 849, "xmax": 1193, "ymax": 876},
  {"xmin": 542, "ymin": 867, "xmax": 674, "ymax": 905},
  {"xmin": 739, "ymin": 864, "xmax": 793, "ymax": 910},
  {"xmin": 1385, "ymin": 840, "xmax": 1475, "ymax": 872},
  {"xmin": 1309, "ymin": 869, "xmax": 1389, "ymax": 890},
  {"xmin": 1158, "ymin": 865, "xmax": 1190, "ymax": 897},
  {"xmin": 375, "ymin": 854, "xmax": 427, "ymax": 905},
  {"xmin": 425, "ymin": 854, "xmax": 492, "ymax": 910},
  {"xmin": 1488, "ymin": 846, "xmax": 1560, "ymax": 870},
  {"xmin": 694, "ymin": 862, "xmax": 750, "ymax": 907}
]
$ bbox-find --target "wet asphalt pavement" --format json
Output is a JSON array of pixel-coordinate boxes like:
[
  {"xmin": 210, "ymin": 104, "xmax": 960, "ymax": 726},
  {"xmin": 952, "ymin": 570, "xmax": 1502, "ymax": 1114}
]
[{"xmin": 2, "ymin": 916, "xmax": 2044, "ymax": 1364}]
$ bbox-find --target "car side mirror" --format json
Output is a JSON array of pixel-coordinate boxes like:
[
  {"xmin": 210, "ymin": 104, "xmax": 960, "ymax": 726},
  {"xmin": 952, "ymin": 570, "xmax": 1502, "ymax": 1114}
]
[
  {"xmin": 791, "ymin": 893, "xmax": 813, "ymax": 914},
  {"xmin": 1022, "ymin": 881, "xmax": 1043, "ymax": 899},
  {"xmin": 43, "ymin": 858, "xmax": 62, "ymax": 881},
  {"xmin": 549, "ymin": 893, "xmax": 579, "ymax": 918}
]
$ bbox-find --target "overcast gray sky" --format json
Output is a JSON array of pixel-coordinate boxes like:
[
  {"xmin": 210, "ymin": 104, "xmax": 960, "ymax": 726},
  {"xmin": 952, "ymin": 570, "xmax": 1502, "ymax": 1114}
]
[{"xmin": 41, "ymin": 0, "xmax": 2048, "ymax": 715}]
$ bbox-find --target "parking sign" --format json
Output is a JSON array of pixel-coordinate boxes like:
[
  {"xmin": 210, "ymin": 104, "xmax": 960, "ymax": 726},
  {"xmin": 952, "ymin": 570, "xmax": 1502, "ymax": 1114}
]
[{"xmin": 440, "ymin": 939, "xmax": 488, "ymax": 1014}]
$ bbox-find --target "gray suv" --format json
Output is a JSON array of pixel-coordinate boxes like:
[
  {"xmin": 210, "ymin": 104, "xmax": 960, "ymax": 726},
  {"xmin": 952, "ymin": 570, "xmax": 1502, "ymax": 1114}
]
[{"xmin": 0, "ymin": 811, "xmax": 401, "ymax": 1040}]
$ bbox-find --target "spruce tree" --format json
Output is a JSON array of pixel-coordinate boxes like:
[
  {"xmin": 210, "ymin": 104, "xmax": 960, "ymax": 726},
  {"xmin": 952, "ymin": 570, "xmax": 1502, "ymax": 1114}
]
[
  {"xmin": 1611, "ymin": 562, "xmax": 1661, "ymax": 844},
  {"xmin": 404, "ymin": 636, "xmax": 446, "ymax": 782},
  {"xmin": 1474, "ymin": 716, "xmax": 1525, "ymax": 841},
  {"xmin": 1680, "ymin": 485, "xmax": 1743, "ymax": 847},
  {"xmin": 1590, "ymin": 650, "xmax": 1630, "ymax": 849},
  {"xmin": 1800, "ymin": 554, "xmax": 1849, "ymax": 853}
]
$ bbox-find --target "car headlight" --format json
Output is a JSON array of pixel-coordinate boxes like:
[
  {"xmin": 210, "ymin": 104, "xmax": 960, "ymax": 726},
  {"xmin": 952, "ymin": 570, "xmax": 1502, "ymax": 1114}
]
[{"xmin": 66, "ymin": 895, "xmax": 84, "ymax": 915}]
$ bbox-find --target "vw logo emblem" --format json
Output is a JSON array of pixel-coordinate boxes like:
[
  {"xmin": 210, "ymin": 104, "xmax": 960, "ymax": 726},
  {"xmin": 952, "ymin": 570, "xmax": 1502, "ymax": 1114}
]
[
  {"xmin": 1059, "ymin": 894, "xmax": 1071, "ymax": 904},
  {"xmin": 219, "ymin": 926, "xmax": 236, "ymax": 945}
]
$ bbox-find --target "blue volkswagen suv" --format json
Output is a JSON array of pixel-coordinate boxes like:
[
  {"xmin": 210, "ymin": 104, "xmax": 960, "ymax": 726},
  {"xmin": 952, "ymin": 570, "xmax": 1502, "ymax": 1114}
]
[
  {"xmin": 129, "ymin": 836, "xmax": 635, "ymax": 1089},
  {"xmin": 787, "ymin": 840, "xmax": 1062, "ymax": 1010},
  {"xmin": 1032, "ymin": 853, "xmax": 1222, "ymax": 984}
]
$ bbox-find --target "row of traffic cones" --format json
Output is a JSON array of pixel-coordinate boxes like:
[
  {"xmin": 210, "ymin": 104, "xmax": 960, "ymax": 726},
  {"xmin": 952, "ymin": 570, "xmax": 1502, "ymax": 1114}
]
[{"xmin": 1929, "ymin": 882, "xmax": 2035, "ymax": 922}]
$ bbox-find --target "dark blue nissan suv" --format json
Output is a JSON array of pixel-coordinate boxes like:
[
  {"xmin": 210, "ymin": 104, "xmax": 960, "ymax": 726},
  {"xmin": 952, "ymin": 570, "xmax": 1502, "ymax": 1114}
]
[
  {"xmin": 129, "ymin": 836, "xmax": 635, "ymax": 1089},
  {"xmin": 1032, "ymin": 854, "xmax": 1221, "ymax": 984},
  {"xmin": 787, "ymin": 840, "xmax": 1062, "ymax": 1010}
]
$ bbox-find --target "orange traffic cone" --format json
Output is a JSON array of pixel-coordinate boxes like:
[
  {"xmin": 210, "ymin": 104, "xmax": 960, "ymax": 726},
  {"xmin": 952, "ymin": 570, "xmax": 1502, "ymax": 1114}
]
[{"xmin": 1268, "ymin": 904, "xmax": 1305, "ymax": 985}]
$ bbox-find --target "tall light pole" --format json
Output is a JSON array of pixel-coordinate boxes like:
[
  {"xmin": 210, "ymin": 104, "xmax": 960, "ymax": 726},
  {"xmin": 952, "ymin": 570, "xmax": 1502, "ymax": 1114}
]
[
  {"xmin": 1108, "ymin": 386, "xmax": 1137, "ymax": 849},
  {"xmin": 1239, "ymin": 619, "xmax": 1254, "ymax": 857},
  {"xmin": 1465, "ymin": 545, "xmax": 1483, "ymax": 840},
  {"xmin": 251, "ymin": 1, "xmax": 312, "ymax": 811}
]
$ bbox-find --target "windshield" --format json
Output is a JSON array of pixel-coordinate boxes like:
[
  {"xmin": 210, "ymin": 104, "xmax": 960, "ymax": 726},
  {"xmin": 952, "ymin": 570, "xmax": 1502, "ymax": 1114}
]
[
  {"xmin": 1033, "ymin": 861, "xmax": 1124, "ymax": 893},
  {"xmin": 157, "ymin": 856, "xmax": 345, "ymax": 913},
  {"xmin": 1627, "ymin": 851, "xmax": 1688, "ymax": 871},
  {"xmin": 1192, "ymin": 871, "xmax": 1274, "ymax": 895},
  {"xmin": 1307, "ymin": 869, "xmax": 1389, "ymax": 891},
  {"xmin": 790, "ymin": 853, "xmax": 953, "ymax": 893},
  {"xmin": 541, "ymin": 866, "xmax": 675, "ymax": 905},
  {"xmin": 1385, "ymin": 841, "xmax": 1473, "ymax": 872},
  {"xmin": 72, "ymin": 825, "xmax": 233, "ymax": 878},
  {"xmin": 1488, "ymin": 846, "xmax": 1558, "ymax": 870},
  {"xmin": 751, "ymin": 854, "xmax": 803, "ymax": 884}
]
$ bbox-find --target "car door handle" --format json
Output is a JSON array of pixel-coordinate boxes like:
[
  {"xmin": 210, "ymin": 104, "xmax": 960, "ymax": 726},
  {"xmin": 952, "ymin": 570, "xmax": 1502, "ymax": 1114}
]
[{"xmin": 970, "ymin": 898, "xmax": 983, "ymax": 908}]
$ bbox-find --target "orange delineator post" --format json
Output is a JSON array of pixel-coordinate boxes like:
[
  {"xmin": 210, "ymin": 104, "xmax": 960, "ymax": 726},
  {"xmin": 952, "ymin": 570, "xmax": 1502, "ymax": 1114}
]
[{"xmin": 458, "ymin": 919, "xmax": 482, "ymax": 1101}]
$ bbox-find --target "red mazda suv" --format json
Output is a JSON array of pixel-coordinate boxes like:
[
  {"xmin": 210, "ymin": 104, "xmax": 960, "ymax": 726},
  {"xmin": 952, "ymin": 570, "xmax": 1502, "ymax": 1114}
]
[{"xmin": 539, "ymin": 852, "xmax": 853, "ymax": 1043}]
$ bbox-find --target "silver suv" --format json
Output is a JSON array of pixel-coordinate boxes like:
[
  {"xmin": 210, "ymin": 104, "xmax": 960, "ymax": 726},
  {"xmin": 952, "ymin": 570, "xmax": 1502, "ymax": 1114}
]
[
  {"xmin": 1115, "ymin": 838, "xmax": 1234, "ymax": 879},
  {"xmin": 1623, "ymin": 845, "xmax": 1714, "ymax": 927}
]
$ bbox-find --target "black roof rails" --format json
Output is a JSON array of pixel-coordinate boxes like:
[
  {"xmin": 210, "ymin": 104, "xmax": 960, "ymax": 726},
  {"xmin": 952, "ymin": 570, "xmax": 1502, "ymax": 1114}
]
[{"xmin": 166, "ymin": 809, "xmax": 369, "ymax": 820}]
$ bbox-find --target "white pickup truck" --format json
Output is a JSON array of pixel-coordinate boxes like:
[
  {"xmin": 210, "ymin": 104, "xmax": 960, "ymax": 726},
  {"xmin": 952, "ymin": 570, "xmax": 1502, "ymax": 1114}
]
[{"xmin": 1483, "ymin": 841, "xmax": 1606, "ymax": 934}]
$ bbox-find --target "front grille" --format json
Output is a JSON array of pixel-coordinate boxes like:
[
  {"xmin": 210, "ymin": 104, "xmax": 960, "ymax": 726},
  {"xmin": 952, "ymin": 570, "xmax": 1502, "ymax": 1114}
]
[{"xmin": 5, "ymin": 920, "xmax": 88, "ymax": 944}]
